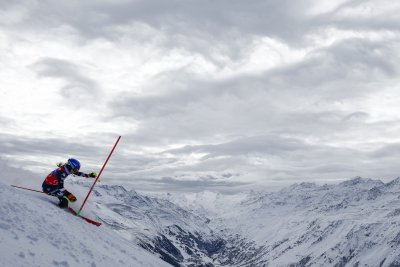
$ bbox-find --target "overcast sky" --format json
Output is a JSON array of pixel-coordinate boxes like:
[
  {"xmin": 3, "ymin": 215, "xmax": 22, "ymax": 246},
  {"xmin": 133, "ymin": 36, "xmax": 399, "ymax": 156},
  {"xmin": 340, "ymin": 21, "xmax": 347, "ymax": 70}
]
[{"xmin": 1, "ymin": 0, "xmax": 400, "ymax": 193}]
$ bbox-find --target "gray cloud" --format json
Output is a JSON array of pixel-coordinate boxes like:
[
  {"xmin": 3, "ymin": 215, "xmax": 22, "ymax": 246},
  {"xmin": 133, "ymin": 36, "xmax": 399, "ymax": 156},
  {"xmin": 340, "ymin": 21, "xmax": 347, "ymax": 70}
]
[
  {"xmin": 371, "ymin": 143, "xmax": 400, "ymax": 158},
  {"xmin": 131, "ymin": 176, "xmax": 251, "ymax": 194},
  {"xmin": 109, "ymin": 36, "xmax": 400, "ymax": 146},
  {"xmin": 1, "ymin": 1, "xmax": 312, "ymax": 38},
  {"xmin": 147, "ymin": 133, "xmax": 400, "ymax": 189},
  {"xmin": 298, "ymin": 37, "xmax": 390, "ymax": 84},
  {"xmin": 163, "ymin": 135, "xmax": 309, "ymax": 158},
  {"xmin": 42, "ymin": 2, "xmax": 400, "ymax": 41},
  {"xmin": 0, "ymin": 116, "xmax": 14, "ymax": 127},
  {"xmin": 0, "ymin": 133, "xmax": 118, "ymax": 176},
  {"xmin": 342, "ymin": 111, "xmax": 369, "ymax": 122},
  {"xmin": 30, "ymin": 57, "xmax": 100, "ymax": 101},
  {"xmin": 4, "ymin": 0, "xmax": 399, "ymax": 61},
  {"xmin": 0, "ymin": 133, "xmax": 97, "ymax": 156},
  {"xmin": 2, "ymin": 0, "xmax": 400, "ymax": 192},
  {"xmin": 0, "ymin": 157, "xmax": 38, "ymax": 186}
]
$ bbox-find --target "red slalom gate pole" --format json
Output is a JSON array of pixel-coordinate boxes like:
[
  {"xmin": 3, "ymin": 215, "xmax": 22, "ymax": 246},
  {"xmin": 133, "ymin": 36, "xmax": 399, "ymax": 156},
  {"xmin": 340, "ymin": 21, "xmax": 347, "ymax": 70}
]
[{"xmin": 78, "ymin": 136, "xmax": 121, "ymax": 215}]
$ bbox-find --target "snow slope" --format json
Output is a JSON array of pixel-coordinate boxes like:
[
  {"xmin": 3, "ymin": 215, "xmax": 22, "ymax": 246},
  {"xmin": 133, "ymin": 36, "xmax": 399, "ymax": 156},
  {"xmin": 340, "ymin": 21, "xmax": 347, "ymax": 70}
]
[{"xmin": 0, "ymin": 181, "xmax": 170, "ymax": 267}]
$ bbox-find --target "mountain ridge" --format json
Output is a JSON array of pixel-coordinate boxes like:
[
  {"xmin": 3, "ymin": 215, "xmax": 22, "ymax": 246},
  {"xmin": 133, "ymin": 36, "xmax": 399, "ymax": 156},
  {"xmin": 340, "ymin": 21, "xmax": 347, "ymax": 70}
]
[{"xmin": 161, "ymin": 177, "xmax": 400, "ymax": 266}]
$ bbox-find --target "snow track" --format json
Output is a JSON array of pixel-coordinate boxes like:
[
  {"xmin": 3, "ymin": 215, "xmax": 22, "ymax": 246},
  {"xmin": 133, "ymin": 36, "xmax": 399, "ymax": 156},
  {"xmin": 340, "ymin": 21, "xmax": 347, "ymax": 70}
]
[{"xmin": 0, "ymin": 182, "xmax": 170, "ymax": 267}]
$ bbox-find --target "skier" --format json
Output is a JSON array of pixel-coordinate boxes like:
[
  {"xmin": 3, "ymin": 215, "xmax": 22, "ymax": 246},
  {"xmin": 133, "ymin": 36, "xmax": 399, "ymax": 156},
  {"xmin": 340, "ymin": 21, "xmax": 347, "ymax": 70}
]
[{"xmin": 42, "ymin": 158, "xmax": 97, "ymax": 208}]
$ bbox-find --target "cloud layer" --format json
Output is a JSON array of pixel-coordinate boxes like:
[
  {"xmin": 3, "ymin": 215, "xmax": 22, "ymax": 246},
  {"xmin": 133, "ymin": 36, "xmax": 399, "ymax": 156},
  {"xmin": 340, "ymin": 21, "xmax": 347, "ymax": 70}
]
[{"xmin": 1, "ymin": 0, "xmax": 400, "ymax": 192}]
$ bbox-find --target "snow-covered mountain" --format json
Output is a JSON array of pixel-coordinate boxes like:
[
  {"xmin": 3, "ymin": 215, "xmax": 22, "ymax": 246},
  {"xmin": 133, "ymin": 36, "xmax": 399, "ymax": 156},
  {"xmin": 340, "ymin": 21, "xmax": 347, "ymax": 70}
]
[
  {"xmin": 67, "ymin": 180, "xmax": 262, "ymax": 267},
  {"xmin": 163, "ymin": 177, "xmax": 400, "ymax": 266},
  {"xmin": 5, "ymin": 176, "xmax": 400, "ymax": 267}
]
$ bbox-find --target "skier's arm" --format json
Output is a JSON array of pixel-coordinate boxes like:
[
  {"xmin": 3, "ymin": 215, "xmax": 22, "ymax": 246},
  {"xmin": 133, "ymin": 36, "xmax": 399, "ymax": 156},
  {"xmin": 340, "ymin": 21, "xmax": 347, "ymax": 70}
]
[
  {"xmin": 55, "ymin": 169, "xmax": 66, "ymax": 187},
  {"xmin": 75, "ymin": 171, "xmax": 97, "ymax": 178}
]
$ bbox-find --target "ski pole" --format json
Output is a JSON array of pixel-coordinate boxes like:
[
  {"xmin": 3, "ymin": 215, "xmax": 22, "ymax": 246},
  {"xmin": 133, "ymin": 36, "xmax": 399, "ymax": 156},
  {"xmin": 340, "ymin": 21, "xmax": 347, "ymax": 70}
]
[
  {"xmin": 11, "ymin": 185, "xmax": 48, "ymax": 194},
  {"xmin": 78, "ymin": 135, "xmax": 121, "ymax": 215}
]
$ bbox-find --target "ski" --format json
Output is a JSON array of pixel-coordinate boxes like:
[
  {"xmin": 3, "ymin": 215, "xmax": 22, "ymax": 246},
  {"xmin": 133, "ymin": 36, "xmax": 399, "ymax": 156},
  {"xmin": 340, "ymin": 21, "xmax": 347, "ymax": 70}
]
[
  {"xmin": 67, "ymin": 208, "xmax": 102, "ymax": 227},
  {"xmin": 11, "ymin": 184, "xmax": 102, "ymax": 227}
]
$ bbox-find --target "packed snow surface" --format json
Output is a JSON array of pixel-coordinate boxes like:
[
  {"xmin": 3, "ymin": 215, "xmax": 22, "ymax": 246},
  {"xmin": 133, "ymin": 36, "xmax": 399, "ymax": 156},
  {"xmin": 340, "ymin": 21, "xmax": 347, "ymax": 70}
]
[{"xmin": 0, "ymin": 181, "xmax": 170, "ymax": 267}]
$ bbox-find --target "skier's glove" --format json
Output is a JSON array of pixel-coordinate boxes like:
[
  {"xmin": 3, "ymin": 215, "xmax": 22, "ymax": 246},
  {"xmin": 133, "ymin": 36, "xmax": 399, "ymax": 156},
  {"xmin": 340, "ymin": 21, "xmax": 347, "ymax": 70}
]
[{"xmin": 88, "ymin": 172, "xmax": 97, "ymax": 178}]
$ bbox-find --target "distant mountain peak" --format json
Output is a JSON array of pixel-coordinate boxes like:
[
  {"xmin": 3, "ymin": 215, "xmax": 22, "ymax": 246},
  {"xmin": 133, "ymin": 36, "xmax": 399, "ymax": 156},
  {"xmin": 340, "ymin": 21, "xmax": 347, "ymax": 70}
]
[{"xmin": 338, "ymin": 176, "xmax": 383, "ymax": 188}]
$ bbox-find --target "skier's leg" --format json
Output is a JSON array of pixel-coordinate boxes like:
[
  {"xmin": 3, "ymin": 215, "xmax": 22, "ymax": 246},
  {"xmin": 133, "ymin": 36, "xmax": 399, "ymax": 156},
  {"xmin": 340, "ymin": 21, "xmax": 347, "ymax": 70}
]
[
  {"xmin": 62, "ymin": 190, "xmax": 77, "ymax": 202},
  {"xmin": 42, "ymin": 182, "xmax": 61, "ymax": 196},
  {"xmin": 58, "ymin": 190, "xmax": 77, "ymax": 208},
  {"xmin": 42, "ymin": 182, "xmax": 76, "ymax": 207},
  {"xmin": 42, "ymin": 183, "xmax": 68, "ymax": 206}
]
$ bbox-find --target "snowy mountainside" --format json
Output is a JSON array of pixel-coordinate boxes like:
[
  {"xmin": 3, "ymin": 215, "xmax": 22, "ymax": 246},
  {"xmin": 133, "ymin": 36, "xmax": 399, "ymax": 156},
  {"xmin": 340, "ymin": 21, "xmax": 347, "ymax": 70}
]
[
  {"xmin": 8, "ymin": 176, "xmax": 400, "ymax": 267},
  {"xmin": 165, "ymin": 177, "xmax": 400, "ymax": 266},
  {"xmin": 69, "ymin": 181, "xmax": 257, "ymax": 267},
  {"xmin": 0, "ymin": 181, "xmax": 170, "ymax": 267}
]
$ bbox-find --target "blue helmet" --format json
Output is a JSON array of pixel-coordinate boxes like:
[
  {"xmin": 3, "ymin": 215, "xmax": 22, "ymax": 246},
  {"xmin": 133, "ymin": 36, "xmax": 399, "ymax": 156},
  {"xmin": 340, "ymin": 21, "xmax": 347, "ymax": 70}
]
[{"xmin": 67, "ymin": 158, "xmax": 81, "ymax": 174}]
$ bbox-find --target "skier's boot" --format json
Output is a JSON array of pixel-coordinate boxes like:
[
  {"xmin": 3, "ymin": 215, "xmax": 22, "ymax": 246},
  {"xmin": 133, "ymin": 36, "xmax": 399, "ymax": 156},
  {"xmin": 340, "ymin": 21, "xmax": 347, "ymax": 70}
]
[
  {"xmin": 58, "ymin": 197, "xmax": 69, "ymax": 208},
  {"xmin": 59, "ymin": 191, "xmax": 77, "ymax": 208},
  {"xmin": 65, "ymin": 193, "xmax": 77, "ymax": 202}
]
